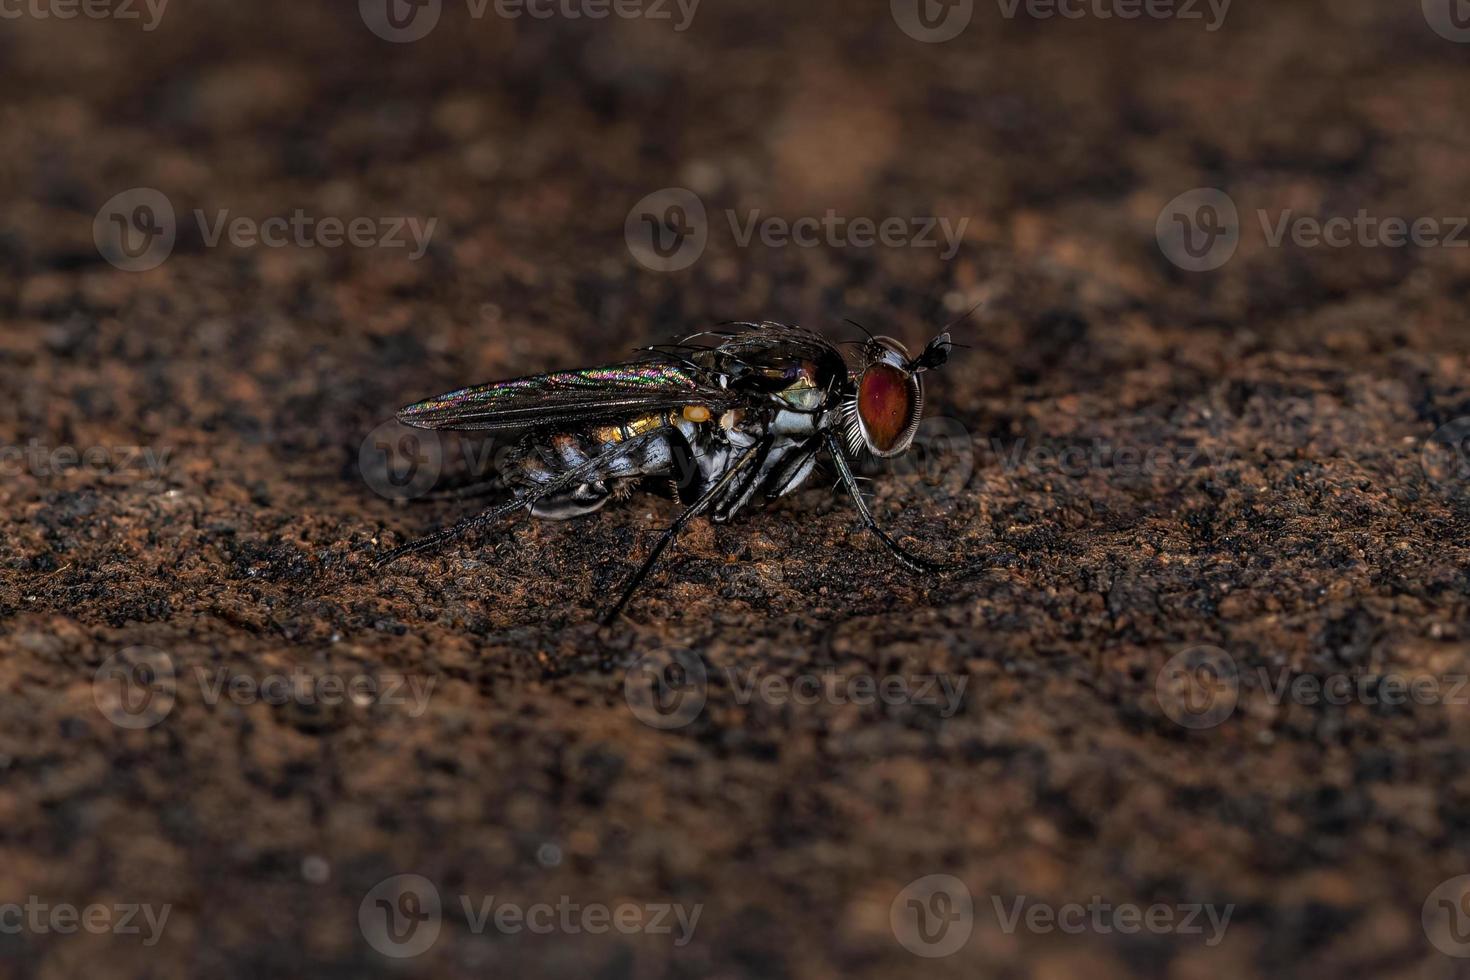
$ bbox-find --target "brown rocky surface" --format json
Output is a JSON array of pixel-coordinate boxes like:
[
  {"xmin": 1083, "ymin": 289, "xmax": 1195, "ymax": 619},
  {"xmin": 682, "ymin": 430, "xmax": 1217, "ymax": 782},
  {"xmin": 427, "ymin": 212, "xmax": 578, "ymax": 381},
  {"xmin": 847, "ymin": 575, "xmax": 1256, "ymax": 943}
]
[{"xmin": 3, "ymin": 0, "xmax": 1470, "ymax": 976}]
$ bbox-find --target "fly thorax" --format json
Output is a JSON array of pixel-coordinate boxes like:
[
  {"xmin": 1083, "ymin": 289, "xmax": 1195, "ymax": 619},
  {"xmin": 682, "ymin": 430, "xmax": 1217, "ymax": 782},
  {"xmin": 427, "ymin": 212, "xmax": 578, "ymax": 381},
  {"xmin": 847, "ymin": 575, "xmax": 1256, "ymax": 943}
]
[
  {"xmin": 724, "ymin": 426, "xmax": 759, "ymax": 448},
  {"xmin": 770, "ymin": 408, "xmax": 819, "ymax": 436}
]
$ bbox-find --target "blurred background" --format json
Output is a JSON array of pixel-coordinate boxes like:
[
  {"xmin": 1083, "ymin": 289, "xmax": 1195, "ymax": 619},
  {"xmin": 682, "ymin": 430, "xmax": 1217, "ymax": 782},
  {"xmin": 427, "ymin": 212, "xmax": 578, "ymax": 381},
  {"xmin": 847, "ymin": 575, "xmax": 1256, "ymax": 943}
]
[{"xmin": 4, "ymin": 0, "xmax": 1470, "ymax": 977}]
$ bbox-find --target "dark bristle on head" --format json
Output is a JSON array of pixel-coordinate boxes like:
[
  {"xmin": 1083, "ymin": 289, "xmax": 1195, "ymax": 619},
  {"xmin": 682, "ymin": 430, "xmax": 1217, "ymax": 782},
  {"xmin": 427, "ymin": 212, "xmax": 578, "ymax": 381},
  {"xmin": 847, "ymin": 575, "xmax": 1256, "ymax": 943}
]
[{"xmin": 912, "ymin": 332, "xmax": 953, "ymax": 372}]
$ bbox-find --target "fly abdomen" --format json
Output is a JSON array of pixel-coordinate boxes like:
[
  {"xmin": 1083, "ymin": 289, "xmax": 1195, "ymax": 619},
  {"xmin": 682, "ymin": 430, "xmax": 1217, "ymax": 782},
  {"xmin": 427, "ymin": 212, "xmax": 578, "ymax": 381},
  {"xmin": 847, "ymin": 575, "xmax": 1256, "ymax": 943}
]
[{"xmin": 517, "ymin": 412, "xmax": 690, "ymax": 519}]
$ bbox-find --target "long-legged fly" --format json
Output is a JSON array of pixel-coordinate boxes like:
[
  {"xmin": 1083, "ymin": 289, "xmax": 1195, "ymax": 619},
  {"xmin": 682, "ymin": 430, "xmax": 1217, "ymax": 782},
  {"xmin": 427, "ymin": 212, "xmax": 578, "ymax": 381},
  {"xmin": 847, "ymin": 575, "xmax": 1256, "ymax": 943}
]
[{"xmin": 375, "ymin": 321, "xmax": 973, "ymax": 623}]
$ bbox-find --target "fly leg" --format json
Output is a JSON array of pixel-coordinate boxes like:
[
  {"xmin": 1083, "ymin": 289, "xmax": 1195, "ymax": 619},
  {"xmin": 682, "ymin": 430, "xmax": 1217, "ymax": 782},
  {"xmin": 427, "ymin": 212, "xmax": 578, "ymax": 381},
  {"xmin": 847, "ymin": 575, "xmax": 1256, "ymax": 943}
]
[
  {"xmin": 823, "ymin": 431, "xmax": 980, "ymax": 576},
  {"xmin": 598, "ymin": 438, "xmax": 768, "ymax": 625},
  {"xmin": 373, "ymin": 429, "xmax": 671, "ymax": 567},
  {"xmin": 418, "ymin": 478, "xmax": 507, "ymax": 502}
]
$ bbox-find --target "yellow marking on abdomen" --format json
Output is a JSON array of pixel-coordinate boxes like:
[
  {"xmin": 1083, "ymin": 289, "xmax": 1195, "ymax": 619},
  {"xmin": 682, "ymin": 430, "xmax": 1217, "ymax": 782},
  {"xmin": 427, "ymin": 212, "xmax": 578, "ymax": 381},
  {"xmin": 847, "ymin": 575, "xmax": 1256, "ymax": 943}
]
[
  {"xmin": 594, "ymin": 413, "xmax": 672, "ymax": 445},
  {"xmin": 624, "ymin": 414, "xmax": 668, "ymax": 438}
]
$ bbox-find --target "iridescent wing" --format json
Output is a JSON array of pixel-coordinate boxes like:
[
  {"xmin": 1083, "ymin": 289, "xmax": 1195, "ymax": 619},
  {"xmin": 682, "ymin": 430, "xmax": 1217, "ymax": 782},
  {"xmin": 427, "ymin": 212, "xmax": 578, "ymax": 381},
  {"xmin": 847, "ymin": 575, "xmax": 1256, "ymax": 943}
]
[{"xmin": 396, "ymin": 359, "xmax": 739, "ymax": 433}]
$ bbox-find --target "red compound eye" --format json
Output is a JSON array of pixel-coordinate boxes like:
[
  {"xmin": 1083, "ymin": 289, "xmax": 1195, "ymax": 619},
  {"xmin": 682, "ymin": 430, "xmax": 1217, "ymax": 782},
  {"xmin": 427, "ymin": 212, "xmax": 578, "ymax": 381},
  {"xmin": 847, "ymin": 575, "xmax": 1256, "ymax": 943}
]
[{"xmin": 858, "ymin": 362, "xmax": 913, "ymax": 453}]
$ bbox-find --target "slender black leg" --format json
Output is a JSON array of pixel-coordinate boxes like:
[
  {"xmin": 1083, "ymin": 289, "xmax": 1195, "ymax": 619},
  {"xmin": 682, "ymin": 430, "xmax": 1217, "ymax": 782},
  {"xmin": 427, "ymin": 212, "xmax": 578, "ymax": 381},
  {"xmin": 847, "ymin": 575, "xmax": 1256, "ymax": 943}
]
[
  {"xmin": 374, "ymin": 429, "xmax": 670, "ymax": 567},
  {"xmin": 823, "ymin": 431, "xmax": 978, "ymax": 576},
  {"xmin": 709, "ymin": 434, "xmax": 777, "ymax": 521},
  {"xmin": 598, "ymin": 439, "xmax": 767, "ymax": 625},
  {"xmin": 372, "ymin": 494, "xmax": 532, "ymax": 567},
  {"xmin": 419, "ymin": 477, "xmax": 507, "ymax": 502}
]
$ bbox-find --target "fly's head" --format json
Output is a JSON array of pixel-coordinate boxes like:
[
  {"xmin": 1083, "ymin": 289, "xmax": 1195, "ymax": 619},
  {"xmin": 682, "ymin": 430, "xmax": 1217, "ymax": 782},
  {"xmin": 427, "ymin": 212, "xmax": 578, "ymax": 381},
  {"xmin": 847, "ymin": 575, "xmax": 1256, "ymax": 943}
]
[{"xmin": 843, "ymin": 332, "xmax": 952, "ymax": 458}]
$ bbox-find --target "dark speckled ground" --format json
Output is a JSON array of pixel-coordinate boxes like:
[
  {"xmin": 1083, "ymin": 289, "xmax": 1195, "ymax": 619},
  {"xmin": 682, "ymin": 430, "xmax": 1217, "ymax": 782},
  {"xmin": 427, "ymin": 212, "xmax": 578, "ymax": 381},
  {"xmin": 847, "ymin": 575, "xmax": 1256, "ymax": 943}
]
[{"xmin": 4, "ymin": 1, "xmax": 1470, "ymax": 976}]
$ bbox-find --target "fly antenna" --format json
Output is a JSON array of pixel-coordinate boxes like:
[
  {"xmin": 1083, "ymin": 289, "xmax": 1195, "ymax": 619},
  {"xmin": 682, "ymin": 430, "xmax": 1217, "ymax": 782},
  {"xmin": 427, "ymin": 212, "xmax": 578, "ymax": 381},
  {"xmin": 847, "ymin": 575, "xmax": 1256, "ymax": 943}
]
[
  {"xmin": 842, "ymin": 318, "xmax": 877, "ymax": 343},
  {"xmin": 941, "ymin": 298, "xmax": 985, "ymax": 336}
]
